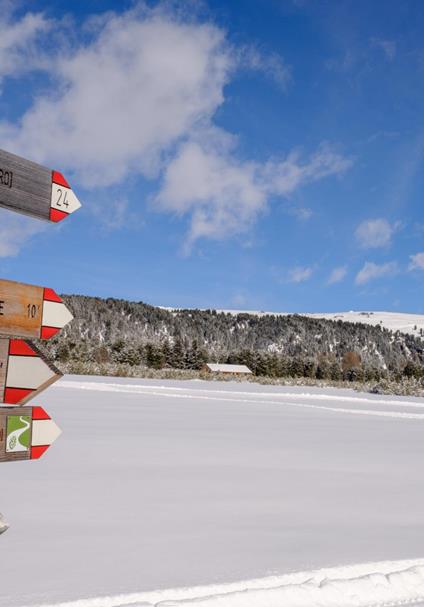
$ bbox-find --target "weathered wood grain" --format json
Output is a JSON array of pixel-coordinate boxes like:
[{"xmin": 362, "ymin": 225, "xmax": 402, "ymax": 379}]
[
  {"xmin": 0, "ymin": 148, "xmax": 52, "ymax": 221},
  {"xmin": 0, "ymin": 279, "xmax": 44, "ymax": 339}
]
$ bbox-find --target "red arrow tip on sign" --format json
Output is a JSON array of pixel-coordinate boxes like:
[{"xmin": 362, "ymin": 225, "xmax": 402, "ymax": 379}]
[
  {"xmin": 31, "ymin": 445, "xmax": 50, "ymax": 459},
  {"xmin": 52, "ymin": 171, "xmax": 70, "ymax": 188},
  {"xmin": 9, "ymin": 339, "xmax": 37, "ymax": 356},
  {"xmin": 50, "ymin": 208, "xmax": 69, "ymax": 223},
  {"xmin": 43, "ymin": 288, "xmax": 63, "ymax": 303}
]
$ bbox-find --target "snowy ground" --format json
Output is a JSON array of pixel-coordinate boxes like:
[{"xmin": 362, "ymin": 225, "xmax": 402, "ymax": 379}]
[{"xmin": 1, "ymin": 376, "xmax": 424, "ymax": 607}]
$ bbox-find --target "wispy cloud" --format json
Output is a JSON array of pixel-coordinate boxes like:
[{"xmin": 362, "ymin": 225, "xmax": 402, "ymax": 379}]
[
  {"xmin": 390, "ymin": 133, "xmax": 424, "ymax": 211},
  {"xmin": 327, "ymin": 266, "xmax": 347, "ymax": 285},
  {"xmin": 240, "ymin": 45, "xmax": 291, "ymax": 90},
  {"xmin": 370, "ymin": 37, "xmax": 396, "ymax": 61},
  {"xmin": 0, "ymin": 5, "xmax": 51, "ymax": 90},
  {"xmin": 408, "ymin": 252, "xmax": 424, "ymax": 271},
  {"xmin": 286, "ymin": 207, "xmax": 313, "ymax": 221},
  {"xmin": 355, "ymin": 218, "xmax": 398, "ymax": 249},
  {"xmin": 89, "ymin": 196, "xmax": 144, "ymax": 232},
  {"xmin": 0, "ymin": 210, "xmax": 46, "ymax": 257},
  {"xmin": 288, "ymin": 266, "xmax": 313, "ymax": 283},
  {"xmin": 156, "ymin": 137, "xmax": 351, "ymax": 249},
  {"xmin": 355, "ymin": 261, "xmax": 398, "ymax": 285}
]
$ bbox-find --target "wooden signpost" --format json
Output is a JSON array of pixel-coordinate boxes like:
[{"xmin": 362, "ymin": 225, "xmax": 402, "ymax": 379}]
[
  {"xmin": 0, "ymin": 406, "xmax": 61, "ymax": 463},
  {"xmin": 0, "ymin": 279, "xmax": 73, "ymax": 340},
  {"xmin": 0, "ymin": 338, "xmax": 62, "ymax": 405},
  {"xmin": 0, "ymin": 148, "xmax": 81, "ymax": 480},
  {"xmin": 0, "ymin": 148, "xmax": 81, "ymax": 223}
]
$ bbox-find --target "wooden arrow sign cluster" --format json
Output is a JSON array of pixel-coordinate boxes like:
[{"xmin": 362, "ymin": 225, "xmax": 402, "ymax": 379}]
[{"xmin": 0, "ymin": 150, "xmax": 81, "ymax": 465}]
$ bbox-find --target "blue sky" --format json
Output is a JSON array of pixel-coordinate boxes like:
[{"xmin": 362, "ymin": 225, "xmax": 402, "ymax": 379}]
[{"xmin": 0, "ymin": 0, "xmax": 423, "ymax": 313}]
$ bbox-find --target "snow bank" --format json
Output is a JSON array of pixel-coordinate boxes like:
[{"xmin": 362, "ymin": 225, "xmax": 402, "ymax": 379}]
[{"xmin": 26, "ymin": 560, "xmax": 424, "ymax": 607}]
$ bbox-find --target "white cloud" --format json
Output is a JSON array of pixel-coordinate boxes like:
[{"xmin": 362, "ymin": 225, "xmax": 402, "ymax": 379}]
[
  {"xmin": 0, "ymin": 5, "xmax": 51, "ymax": 88},
  {"xmin": 156, "ymin": 136, "xmax": 351, "ymax": 247},
  {"xmin": 409, "ymin": 252, "xmax": 424, "ymax": 271},
  {"xmin": 355, "ymin": 261, "xmax": 398, "ymax": 285},
  {"xmin": 0, "ymin": 3, "xmax": 353, "ymax": 250},
  {"xmin": 0, "ymin": 6, "xmax": 234, "ymax": 187},
  {"xmin": 327, "ymin": 266, "xmax": 347, "ymax": 285},
  {"xmin": 355, "ymin": 218, "xmax": 396, "ymax": 249},
  {"xmin": 0, "ymin": 210, "xmax": 46, "ymax": 257},
  {"xmin": 288, "ymin": 266, "xmax": 313, "ymax": 283}
]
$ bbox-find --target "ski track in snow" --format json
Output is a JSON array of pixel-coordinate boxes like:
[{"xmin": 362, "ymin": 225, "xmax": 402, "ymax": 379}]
[
  {"xmin": 24, "ymin": 559, "xmax": 424, "ymax": 607},
  {"xmin": 54, "ymin": 380, "xmax": 424, "ymax": 420}
]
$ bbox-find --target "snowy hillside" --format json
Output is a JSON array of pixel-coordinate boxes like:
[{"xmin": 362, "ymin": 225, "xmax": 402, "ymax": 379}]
[
  {"xmin": 216, "ymin": 309, "xmax": 424, "ymax": 338},
  {"xmin": 307, "ymin": 311, "xmax": 424, "ymax": 339},
  {"xmin": 1, "ymin": 376, "xmax": 424, "ymax": 606}
]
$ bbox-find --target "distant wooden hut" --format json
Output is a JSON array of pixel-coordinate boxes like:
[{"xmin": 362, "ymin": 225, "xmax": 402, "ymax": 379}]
[{"xmin": 204, "ymin": 363, "xmax": 252, "ymax": 376}]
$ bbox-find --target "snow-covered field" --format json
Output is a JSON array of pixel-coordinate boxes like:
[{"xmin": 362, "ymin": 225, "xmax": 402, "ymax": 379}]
[{"xmin": 1, "ymin": 376, "xmax": 424, "ymax": 607}]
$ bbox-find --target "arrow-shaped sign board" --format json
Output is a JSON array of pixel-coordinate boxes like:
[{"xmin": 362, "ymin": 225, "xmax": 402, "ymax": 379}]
[
  {"xmin": 0, "ymin": 148, "xmax": 81, "ymax": 223},
  {"xmin": 0, "ymin": 338, "xmax": 62, "ymax": 405},
  {"xmin": 0, "ymin": 279, "xmax": 73, "ymax": 340},
  {"xmin": 0, "ymin": 406, "xmax": 61, "ymax": 463}
]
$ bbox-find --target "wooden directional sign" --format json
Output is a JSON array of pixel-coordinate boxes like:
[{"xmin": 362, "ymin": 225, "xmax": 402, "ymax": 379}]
[
  {"xmin": 0, "ymin": 279, "xmax": 73, "ymax": 340},
  {"xmin": 0, "ymin": 338, "xmax": 62, "ymax": 405},
  {"xmin": 0, "ymin": 406, "xmax": 61, "ymax": 463},
  {"xmin": 0, "ymin": 148, "xmax": 81, "ymax": 222}
]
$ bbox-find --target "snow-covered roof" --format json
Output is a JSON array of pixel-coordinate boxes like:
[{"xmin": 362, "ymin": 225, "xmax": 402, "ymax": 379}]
[{"xmin": 206, "ymin": 363, "xmax": 252, "ymax": 374}]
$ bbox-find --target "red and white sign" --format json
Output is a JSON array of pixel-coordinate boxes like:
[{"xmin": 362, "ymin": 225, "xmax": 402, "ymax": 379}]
[
  {"xmin": 0, "ymin": 405, "xmax": 62, "ymax": 462},
  {"xmin": 41, "ymin": 287, "xmax": 74, "ymax": 339},
  {"xmin": 30, "ymin": 406, "xmax": 62, "ymax": 459},
  {"xmin": 0, "ymin": 339, "xmax": 62, "ymax": 406},
  {"xmin": 0, "ymin": 148, "xmax": 82, "ymax": 223},
  {"xmin": 50, "ymin": 171, "xmax": 82, "ymax": 223}
]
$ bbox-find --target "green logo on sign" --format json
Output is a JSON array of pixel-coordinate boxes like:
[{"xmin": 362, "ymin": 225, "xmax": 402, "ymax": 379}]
[{"xmin": 6, "ymin": 416, "xmax": 31, "ymax": 453}]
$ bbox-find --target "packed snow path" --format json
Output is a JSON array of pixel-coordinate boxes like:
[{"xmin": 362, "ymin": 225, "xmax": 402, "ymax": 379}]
[{"xmin": 1, "ymin": 376, "xmax": 424, "ymax": 607}]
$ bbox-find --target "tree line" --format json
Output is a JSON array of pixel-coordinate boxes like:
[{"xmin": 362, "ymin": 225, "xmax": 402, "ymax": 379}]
[{"xmin": 39, "ymin": 294, "xmax": 424, "ymax": 383}]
